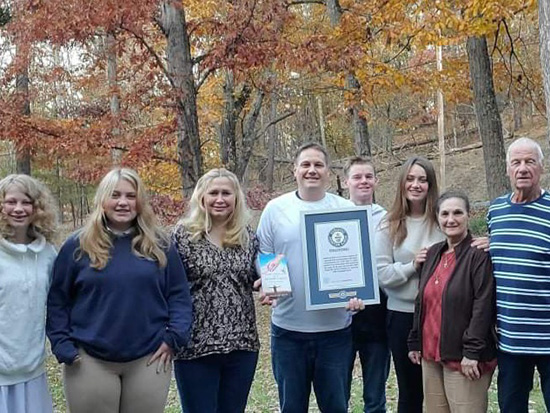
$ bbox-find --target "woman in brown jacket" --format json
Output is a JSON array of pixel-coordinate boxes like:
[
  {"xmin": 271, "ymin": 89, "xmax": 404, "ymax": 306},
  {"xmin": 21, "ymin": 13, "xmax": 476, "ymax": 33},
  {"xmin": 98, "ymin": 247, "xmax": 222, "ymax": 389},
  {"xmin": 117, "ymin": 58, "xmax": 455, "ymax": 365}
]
[{"xmin": 408, "ymin": 190, "xmax": 496, "ymax": 413}]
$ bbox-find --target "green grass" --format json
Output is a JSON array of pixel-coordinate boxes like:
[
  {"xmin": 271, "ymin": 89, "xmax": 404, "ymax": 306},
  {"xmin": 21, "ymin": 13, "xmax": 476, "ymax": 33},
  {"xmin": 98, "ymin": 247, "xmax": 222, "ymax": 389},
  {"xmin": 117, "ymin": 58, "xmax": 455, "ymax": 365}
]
[{"xmin": 46, "ymin": 302, "xmax": 547, "ymax": 412}]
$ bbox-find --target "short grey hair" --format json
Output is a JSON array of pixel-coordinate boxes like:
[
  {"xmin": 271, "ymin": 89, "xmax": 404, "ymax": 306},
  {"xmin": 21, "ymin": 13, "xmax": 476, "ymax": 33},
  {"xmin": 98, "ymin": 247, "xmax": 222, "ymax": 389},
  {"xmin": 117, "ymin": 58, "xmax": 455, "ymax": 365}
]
[{"xmin": 506, "ymin": 137, "xmax": 544, "ymax": 165}]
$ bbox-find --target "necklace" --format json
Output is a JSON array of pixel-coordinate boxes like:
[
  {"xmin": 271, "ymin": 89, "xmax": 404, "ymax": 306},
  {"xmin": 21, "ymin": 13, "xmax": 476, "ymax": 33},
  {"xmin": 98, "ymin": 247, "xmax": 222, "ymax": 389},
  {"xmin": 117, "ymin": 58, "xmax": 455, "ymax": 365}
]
[{"xmin": 435, "ymin": 250, "xmax": 454, "ymax": 285}]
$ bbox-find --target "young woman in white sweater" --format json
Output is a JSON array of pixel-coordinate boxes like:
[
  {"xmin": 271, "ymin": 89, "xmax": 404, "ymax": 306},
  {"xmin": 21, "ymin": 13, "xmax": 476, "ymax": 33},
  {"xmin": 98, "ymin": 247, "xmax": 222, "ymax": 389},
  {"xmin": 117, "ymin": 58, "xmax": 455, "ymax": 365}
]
[
  {"xmin": 375, "ymin": 157, "xmax": 443, "ymax": 413},
  {"xmin": 376, "ymin": 157, "xmax": 488, "ymax": 413},
  {"xmin": 0, "ymin": 175, "xmax": 58, "ymax": 413}
]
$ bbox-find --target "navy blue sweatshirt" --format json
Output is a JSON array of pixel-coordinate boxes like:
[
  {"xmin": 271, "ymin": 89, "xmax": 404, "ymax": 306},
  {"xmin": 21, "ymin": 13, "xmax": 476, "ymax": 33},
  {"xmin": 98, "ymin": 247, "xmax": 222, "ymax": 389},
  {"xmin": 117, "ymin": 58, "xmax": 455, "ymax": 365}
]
[{"xmin": 46, "ymin": 233, "xmax": 192, "ymax": 364}]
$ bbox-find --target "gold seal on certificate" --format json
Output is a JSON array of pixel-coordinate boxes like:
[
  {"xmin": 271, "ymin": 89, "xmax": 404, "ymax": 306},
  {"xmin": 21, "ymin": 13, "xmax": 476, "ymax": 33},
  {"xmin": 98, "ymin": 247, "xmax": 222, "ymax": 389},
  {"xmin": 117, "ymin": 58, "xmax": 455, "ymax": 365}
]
[{"xmin": 258, "ymin": 253, "xmax": 292, "ymax": 297}]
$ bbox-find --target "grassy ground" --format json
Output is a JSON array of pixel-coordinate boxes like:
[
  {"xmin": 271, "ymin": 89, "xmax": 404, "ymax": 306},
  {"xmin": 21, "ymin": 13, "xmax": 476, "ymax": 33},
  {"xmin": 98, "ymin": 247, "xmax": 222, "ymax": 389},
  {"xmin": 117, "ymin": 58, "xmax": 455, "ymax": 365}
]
[{"xmin": 46, "ymin": 302, "xmax": 547, "ymax": 412}]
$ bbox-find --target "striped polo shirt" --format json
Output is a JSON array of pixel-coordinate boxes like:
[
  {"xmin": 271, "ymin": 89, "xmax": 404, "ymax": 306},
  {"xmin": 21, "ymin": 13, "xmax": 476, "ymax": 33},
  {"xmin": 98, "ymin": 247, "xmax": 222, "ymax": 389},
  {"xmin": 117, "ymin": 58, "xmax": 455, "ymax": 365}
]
[{"xmin": 488, "ymin": 191, "xmax": 550, "ymax": 354}]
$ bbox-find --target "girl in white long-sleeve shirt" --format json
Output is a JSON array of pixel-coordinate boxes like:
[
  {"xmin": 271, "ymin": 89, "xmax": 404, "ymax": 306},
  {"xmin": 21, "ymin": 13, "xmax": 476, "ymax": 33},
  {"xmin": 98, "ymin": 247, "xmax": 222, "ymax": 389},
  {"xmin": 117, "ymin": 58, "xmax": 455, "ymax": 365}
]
[
  {"xmin": 0, "ymin": 175, "xmax": 58, "ymax": 413},
  {"xmin": 375, "ymin": 157, "xmax": 442, "ymax": 413}
]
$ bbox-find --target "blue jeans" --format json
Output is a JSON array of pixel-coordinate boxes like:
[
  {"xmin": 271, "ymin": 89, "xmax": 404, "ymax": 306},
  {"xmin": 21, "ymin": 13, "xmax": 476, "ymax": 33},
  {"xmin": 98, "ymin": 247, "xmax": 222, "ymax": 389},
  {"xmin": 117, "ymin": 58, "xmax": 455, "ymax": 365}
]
[
  {"xmin": 497, "ymin": 350, "xmax": 550, "ymax": 413},
  {"xmin": 271, "ymin": 324, "xmax": 352, "ymax": 413},
  {"xmin": 348, "ymin": 340, "xmax": 390, "ymax": 412},
  {"xmin": 174, "ymin": 350, "xmax": 258, "ymax": 413}
]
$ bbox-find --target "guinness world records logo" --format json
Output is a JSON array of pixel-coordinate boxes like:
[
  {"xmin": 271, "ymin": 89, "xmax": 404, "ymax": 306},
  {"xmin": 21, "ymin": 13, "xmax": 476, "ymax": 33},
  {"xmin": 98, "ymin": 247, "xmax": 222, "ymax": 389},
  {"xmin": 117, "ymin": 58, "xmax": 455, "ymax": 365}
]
[{"xmin": 328, "ymin": 227, "xmax": 348, "ymax": 248}]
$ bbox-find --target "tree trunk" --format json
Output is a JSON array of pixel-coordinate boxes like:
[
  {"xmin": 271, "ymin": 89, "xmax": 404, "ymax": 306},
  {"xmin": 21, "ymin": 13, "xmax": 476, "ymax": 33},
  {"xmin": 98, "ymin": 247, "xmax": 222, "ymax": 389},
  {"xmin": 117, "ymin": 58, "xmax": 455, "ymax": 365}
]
[
  {"xmin": 437, "ymin": 45, "xmax": 445, "ymax": 191},
  {"xmin": 317, "ymin": 96, "xmax": 326, "ymax": 148},
  {"xmin": 326, "ymin": 0, "xmax": 371, "ymax": 157},
  {"xmin": 265, "ymin": 93, "xmax": 278, "ymax": 191},
  {"xmin": 513, "ymin": 95, "xmax": 523, "ymax": 132},
  {"xmin": 15, "ymin": 42, "xmax": 31, "ymax": 175},
  {"xmin": 236, "ymin": 90, "xmax": 264, "ymax": 180},
  {"xmin": 539, "ymin": 0, "xmax": 550, "ymax": 144},
  {"xmin": 325, "ymin": 0, "xmax": 342, "ymax": 27},
  {"xmin": 160, "ymin": 1, "xmax": 202, "ymax": 196},
  {"xmin": 219, "ymin": 70, "xmax": 251, "ymax": 171},
  {"xmin": 466, "ymin": 36, "xmax": 510, "ymax": 199},
  {"xmin": 106, "ymin": 31, "xmax": 122, "ymax": 164},
  {"xmin": 347, "ymin": 74, "xmax": 372, "ymax": 157}
]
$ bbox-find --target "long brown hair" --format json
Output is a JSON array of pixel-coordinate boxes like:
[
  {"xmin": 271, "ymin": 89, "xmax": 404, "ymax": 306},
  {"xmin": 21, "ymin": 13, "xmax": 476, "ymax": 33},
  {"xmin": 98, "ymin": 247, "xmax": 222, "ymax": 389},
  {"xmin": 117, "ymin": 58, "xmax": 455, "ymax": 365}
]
[{"xmin": 385, "ymin": 156, "xmax": 438, "ymax": 246}]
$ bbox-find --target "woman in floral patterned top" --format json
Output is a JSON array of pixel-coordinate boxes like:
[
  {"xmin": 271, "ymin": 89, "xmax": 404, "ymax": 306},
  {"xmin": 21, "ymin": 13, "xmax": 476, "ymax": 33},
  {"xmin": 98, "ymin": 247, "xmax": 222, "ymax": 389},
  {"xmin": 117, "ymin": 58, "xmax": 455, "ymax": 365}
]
[{"xmin": 172, "ymin": 168, "xmax": 260, "ymax": 413}]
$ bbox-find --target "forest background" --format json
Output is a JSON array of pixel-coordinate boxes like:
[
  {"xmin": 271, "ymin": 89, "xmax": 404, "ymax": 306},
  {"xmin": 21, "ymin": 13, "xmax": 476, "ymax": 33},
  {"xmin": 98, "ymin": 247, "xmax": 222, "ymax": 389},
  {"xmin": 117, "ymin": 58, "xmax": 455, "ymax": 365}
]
[
  {"xmin": 1, "ymin": 0, "xmax": 549, "ymax": 222},
  {"xmin": 1, "ymin": 0, "xmax": 550, "ymax": 411}
]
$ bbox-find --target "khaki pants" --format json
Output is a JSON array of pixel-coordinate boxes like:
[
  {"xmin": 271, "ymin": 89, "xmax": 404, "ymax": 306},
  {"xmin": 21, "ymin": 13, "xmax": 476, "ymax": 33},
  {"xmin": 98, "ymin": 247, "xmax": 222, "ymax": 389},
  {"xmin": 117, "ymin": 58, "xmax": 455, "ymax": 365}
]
[
  {"xmin": 422, "ymin": 359, "xmax": 493, "ymax": 413},
  {"xmin": 63, "ymin": 350, "xmax": 171, "ymax": 413}
]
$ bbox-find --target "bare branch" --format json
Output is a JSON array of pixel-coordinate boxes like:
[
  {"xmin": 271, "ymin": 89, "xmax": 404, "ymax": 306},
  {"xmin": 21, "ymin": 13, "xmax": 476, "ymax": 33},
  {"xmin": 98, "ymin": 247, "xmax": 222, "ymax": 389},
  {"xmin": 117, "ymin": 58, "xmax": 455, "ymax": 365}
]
[
  {"xmin": 196, "ymin": 67, "xmax": 214, "ymax": 90},
  {"xmin": 120, "ymin": 25, "xmax": 176, "ymax": 90},
  {"xmin": 254, "ymin": 111, "xmax": 296, "ymax": 140},
  {"xmin": 192, "ymin": 53, "xmax": 209, "ymax": 65},
  {"xmin": 384, "ymin": 33, "xmax": 416, "ymax": 64},
  {"xmin": 286, "ymin": 0, "xmax": 325, "ymax": 8}
]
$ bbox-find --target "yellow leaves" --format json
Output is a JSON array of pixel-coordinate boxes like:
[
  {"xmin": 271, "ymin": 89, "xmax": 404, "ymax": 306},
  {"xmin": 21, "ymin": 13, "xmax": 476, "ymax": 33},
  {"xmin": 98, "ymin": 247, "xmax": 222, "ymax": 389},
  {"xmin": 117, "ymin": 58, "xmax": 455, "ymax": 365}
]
[
  {"xmin": 139, "ymin": 160, "xmax": 183, "ymax": 199},
  {"xmin": 184, "ymin": 0, "xmax": 219, "ymax": 20}
]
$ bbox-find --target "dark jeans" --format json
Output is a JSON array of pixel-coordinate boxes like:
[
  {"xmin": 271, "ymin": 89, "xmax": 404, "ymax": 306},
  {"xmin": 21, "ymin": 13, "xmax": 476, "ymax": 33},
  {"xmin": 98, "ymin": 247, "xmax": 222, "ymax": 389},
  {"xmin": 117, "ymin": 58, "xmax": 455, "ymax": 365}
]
[
  {"xmin": 497, "ymin": 350, "xmax": 550, "ymax": 413},
  {"xmin": 348, "ymin": 339, "xmax": 391, "ymax": 413},
  {"xmin": 174, "ymin": 350, "xmax": 258, "ymax": 413},
  {"xmin": 271, "ymin": 323, "xmax": 352, "ymax": 413},
  {"xmin": 387, "ymin": 310, "xmax": 423, "ymax": 413}
]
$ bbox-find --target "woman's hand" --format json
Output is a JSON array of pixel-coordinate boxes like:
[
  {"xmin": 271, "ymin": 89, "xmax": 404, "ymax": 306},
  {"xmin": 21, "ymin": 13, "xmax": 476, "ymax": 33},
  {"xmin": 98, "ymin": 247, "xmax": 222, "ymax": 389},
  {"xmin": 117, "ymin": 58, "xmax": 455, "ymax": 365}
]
[
  {"xmin": 147, "ymin": 342, "xmax": 173, "ymax": 373},
  {"xmin": 253, "ymin": 279, "xmax": 277, "ymax": 307},
  {"xmin": 346, "ymin": 297, "xmax": 365, "ymax": 312},
  {"xmin": 408, "ymin": 351, "xmax": 422, "ymax": 365},
  {"xmin": 471, "ymin": 236, "xmax": 490, "ymax": 252},
  {"xmin": 461, "ymin": 357, "xmax": 481, "ymax": 380},
  {"xmin": 413, "ymin": 248, "xmax": 428, "ymax": 270}
]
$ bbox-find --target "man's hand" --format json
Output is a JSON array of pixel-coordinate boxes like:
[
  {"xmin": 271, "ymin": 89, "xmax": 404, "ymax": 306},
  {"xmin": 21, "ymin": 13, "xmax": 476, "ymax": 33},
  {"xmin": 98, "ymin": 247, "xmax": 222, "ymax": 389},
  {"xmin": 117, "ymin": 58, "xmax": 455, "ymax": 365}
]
[
  {"xmin": 346, "ymin": 297, "xmax": 365, "ymax": 311},
  {"xmin": 471, "ymin": 237, "xmax": 490, "ymax": 252}
]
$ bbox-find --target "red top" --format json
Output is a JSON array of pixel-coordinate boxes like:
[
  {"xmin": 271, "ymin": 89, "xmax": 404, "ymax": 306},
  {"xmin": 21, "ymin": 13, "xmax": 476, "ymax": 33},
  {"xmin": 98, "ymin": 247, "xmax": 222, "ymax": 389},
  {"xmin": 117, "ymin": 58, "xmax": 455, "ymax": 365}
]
[{"xmin": 421, "ymin": 250, "xmax": 497, "ymax": 374}]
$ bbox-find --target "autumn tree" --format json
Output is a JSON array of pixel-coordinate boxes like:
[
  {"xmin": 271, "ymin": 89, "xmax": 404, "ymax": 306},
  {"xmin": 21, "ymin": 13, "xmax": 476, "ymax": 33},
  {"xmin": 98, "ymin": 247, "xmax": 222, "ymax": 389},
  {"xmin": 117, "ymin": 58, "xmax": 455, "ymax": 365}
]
[
  {"xmin": 0, "ymin": 0, "xmax": 540, "ymax": 205},
  {"xmin": 467, "ymin": 36, "xmax": 510, "ymax": 199}
]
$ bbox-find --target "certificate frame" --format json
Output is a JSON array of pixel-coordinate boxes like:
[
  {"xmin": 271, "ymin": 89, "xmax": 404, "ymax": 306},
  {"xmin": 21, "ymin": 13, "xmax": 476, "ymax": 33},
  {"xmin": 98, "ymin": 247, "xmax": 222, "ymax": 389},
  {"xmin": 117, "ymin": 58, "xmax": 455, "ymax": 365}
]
[{"xmin": 301, "ymin": 206, "xmax": 379, "ymax": 310}]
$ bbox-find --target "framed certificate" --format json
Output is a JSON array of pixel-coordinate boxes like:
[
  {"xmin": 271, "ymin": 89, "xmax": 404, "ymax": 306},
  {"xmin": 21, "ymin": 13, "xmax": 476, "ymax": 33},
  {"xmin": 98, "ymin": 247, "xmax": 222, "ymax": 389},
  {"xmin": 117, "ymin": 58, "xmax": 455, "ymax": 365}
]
[{"xmin": 301, "ymin": 206, "xmax": 379, "ymax": 310}]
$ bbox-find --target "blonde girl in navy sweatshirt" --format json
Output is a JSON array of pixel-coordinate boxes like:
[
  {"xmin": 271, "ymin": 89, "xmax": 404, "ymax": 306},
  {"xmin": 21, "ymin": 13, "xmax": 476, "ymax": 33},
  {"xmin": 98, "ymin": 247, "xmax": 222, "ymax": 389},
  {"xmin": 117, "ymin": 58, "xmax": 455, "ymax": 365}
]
[
  {"xmin": 47, "ymin": 168, "xmax": 193, "ymax": 413},
  {"xmin": 0, "ymin": 174, "xmax": 58, "ymax": 413}
]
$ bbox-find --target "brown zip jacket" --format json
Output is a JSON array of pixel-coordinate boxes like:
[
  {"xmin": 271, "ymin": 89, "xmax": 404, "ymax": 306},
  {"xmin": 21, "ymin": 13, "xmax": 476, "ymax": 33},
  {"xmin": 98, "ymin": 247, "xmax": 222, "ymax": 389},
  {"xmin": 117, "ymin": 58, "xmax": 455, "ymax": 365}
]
[{"xmin": 407, "ymin": 232, "xmax": 497, "ymax": 362}]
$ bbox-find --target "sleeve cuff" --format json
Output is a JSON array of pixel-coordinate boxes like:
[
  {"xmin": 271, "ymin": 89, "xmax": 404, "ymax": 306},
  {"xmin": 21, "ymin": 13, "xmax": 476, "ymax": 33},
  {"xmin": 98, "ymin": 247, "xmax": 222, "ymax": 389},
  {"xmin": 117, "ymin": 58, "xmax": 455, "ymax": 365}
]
[
  {"xmin": 163, "ymin": 329, "xmax": 189, "ymax": 353},
  {"xmin": 403, "ymin": 261, "xmax": 417, "ymax": 276},
  {"xmin": 54, "ymin": 343, "xmax": 79, "ymax": 365}
]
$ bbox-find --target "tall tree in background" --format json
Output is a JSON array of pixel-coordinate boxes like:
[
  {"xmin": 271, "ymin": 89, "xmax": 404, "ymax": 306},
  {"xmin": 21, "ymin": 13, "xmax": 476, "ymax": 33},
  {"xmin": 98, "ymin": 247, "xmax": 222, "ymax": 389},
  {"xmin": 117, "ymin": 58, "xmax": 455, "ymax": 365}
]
[
  {"xmin": 9, "ymin": 0, "xmax": 31, "ymax": 174},
  {"xmin": 106, "ymin": 31, "xmax": 122, "ymax": 164},
  {"xmin": 466, "ymin": 35, "xmax": 510, "ymax": 199},
  {"xmin": 14, "ymin": 44, "xmax": 30, "ymax": 175},
  {"xmin": 0, "ymin": 0, "xmax": 540, "ymax": 201},
  {"xmin": 160, "ymin": 0, "xmax": 202, "ymax": 195},
  {"xmin": 325, "ymin": 0, "xmax": 371, "ymax": 157},
  {"xmin": 540, "ymin": 0, "xmax": 550, "ymax": 143}
]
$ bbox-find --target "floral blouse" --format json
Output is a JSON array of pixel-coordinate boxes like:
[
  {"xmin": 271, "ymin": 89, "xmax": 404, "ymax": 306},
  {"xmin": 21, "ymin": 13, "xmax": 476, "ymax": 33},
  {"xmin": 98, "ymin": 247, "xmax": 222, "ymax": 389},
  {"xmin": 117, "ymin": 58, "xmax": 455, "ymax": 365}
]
[{"xmin": 172, "ymin": 225, "xmax": 260, "ymax": 360}]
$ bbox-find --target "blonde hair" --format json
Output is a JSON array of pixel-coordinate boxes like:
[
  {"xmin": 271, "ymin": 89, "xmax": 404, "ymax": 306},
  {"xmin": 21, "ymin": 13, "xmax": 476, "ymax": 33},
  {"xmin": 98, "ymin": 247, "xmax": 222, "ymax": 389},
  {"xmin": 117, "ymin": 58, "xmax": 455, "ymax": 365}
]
[
  {"xmin": 385, "ymin": 156, "xmax": 439, "ymax": 246},
  {"xmin": 0, "ymin": 174, "xmax": 58, "ymax": 243},
  {"xmin": 181, "ymin": 168, "xmax": 250, "ymax": 248},
  {"xmin": 78, "ymin": 168, "xmax": 168, "ymax": 269}
]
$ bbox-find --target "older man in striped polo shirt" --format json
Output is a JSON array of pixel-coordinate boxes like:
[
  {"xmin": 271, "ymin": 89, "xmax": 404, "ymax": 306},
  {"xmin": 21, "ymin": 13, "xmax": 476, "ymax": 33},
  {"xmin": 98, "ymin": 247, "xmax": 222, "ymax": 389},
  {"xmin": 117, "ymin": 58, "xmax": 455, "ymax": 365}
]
[{"xmin": 488, "ymin": 137, "xmax": 550, "ymax": 413}]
